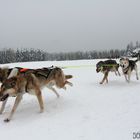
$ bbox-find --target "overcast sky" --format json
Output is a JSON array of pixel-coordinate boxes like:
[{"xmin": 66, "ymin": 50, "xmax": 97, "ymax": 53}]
[{"xmin": 0, "ymin": 0, "xmax": 140, "ymax": 52}]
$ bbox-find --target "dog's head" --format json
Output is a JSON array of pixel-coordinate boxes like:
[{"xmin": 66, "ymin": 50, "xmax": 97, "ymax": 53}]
[
  {"xmin": 0, "ymin": 77, "xmax": 18, "ymax": 101},
  {"xmin": 0, "ymin": 68, "xmax": 6, "ymax": 83},
  {"xmin": 96, "ymin": 61, "xmax": 104, "ymax": 73},
  {"xmin": 119, "ymin": 58, "xmax": 129, "ymax": 69}
]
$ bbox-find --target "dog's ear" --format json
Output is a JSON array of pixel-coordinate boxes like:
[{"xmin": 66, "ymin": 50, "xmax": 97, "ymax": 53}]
[{"xmin": 120, "ymin": 58, "xmax": 123, "ymax": 61}]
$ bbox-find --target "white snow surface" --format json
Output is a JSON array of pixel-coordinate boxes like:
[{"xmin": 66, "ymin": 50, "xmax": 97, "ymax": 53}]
[{"xmin": 0, "ymin": 59, "xmax": 140, "ymax": 140}]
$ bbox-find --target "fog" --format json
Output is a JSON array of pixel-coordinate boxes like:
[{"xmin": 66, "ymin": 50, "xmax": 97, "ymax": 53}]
[{"xmin": 0, "ymin": 0, "xmax": 140, "ymax": 52}]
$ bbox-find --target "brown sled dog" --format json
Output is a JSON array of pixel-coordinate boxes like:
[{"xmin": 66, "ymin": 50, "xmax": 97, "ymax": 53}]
[
  {"xmin": 96, "ymin": 60, "xmax": 120, "ymax": 84},
  {"xmin": 0, "ymin": 67, "xmax": 73, "ymax": 122},
  {"xmin": 0, "ymin": 66, "xmax": 71, "ymax": 97}
]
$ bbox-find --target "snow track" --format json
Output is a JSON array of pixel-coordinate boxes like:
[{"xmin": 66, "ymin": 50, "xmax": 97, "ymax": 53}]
[{"xmin": 0, "ymin": 59, "xmax": 140, "ymax": 140}]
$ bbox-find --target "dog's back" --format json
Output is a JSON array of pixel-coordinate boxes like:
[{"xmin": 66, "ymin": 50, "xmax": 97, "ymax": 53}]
[
  {"xmin": 105, "ymin": 60, "xmax": 119, "ymax": 71},
  {"xmin": 33, "ymin": 67, "xmax": 73, "ymax": 89},
  {"xmin": 96, "ymin": 59, "xmax": 119, "ymax": 73},
  {"xmin": 14, "ymin": 67, "xmax": 73, "ymax": 91}
]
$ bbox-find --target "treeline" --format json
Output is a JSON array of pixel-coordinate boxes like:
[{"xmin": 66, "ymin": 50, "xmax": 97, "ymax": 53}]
[
  {"xmin": 0, "ymin": 48, "xmax": 126, "ymax": 64},
  {"xmin": 0, "ymin": 41, "xmax": 140, "ymax": 64},
  {"xmin": 125, "ymin": 41, "xmax": 140, "ymax": 57}
]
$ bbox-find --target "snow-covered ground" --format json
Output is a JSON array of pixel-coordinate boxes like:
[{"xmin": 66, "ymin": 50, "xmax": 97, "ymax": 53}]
[{"xmin": 0, "ymin": 59, "xmax": 140, "ymax": 140}]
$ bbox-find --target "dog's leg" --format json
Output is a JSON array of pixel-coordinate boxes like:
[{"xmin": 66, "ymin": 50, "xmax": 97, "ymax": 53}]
[
  {"xmin": 100, "ymin": 71, "xmax": 108, "ymax": 84},
  {"xmin": 114, "ymin": 71, "xmax": 117, "ymax": 76},
  {"xmin": 117, "ymin": 70, "xmax": 121, "ymax": 76},
  {"xmin": 4, "ymin": 94, "xmax": 23, "ymax": 122},
  {"xmin": 48, "ymin": 86, "xmax": 60, "ymax": 98},
  {"xmin": 124, "ymin": 74, "xmax": 128, "ymax": 82},
  {"xmin": 62, "ymin": 81, "xmax": 73, "ymax": 90},
  {"xmin": 35, "ymin": 89, "xmax": 44, "ymax": 113},
  {"xmin": 127, "ymin": 70, "xmax": 131, "ymax": 83},
  {"xmin": 106, "ymin": 72, "xmax": 109, "ymax": 83},
  {"xmin": 65, "ymin": 81, "xmax": 73, "ymax": 87},
  {"xmin": 0, "ymin": 98, "xmax": 8, "ymax": 114},
  {"xmin": 100, "ymin": 74, "xmax": 105, "ymax": 84},
  {"xmin": 135, "ymin": 65, "xmax": 139, "ymax": 80}
]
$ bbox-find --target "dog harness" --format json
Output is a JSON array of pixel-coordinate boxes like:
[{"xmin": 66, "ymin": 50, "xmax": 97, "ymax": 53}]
[
  {"xmin": 20, "ymin": 68, "xmax": 29, "ymax": 73},
  {"xmin": 122, "ymin": 60, "xmax": 135, "ymax": 74},
  {"xmin": 35, "ymin": 67, "xmax": 54, "ymax": 79},
  {"xmin": 24, "ymin": 66, "xmax": 55, "ymax": 92}
]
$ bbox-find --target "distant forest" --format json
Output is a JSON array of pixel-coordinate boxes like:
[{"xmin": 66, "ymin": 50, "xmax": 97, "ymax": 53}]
[{"xmin": 0, "ymin": 42, "xmax": 140, "ymax": 64}]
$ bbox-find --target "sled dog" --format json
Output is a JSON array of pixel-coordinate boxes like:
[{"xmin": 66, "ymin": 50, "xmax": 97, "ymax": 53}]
[
  {"xmin": 0, "ymin": 67, "xmax": 73, "ymax": 122},
  {"xmin": 0, "ymin": 66, "xmax": 70, "ymax": 96},
  {"xmin": 120, "ymin": 57, "xmax": 139, "ymax": 82},
  {"xmin": 96, "ymin": 59, "xmax": 120, "ymax": 84}
]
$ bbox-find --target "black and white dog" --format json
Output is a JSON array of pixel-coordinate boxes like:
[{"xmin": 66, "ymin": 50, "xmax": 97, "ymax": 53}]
[
  {"xmin": 120, "ymin": 57, "xmax": 139, "ymax": 82},
  {"xmin": 96, "ymin": 59, "xmax": 120, "ymax": 84}
]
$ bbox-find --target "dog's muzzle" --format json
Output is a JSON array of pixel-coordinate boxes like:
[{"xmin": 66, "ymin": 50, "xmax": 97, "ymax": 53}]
[
  {"xmin": 0, "ymin": 94, "xmax": 9, "ymax": 101},
  {"xmin": 120, "ymin": 64, "xmax": 124, "ymax": 68},
  {"xmin": 96, "ymin": 68, "xmax": 100, "ymax": 73}
]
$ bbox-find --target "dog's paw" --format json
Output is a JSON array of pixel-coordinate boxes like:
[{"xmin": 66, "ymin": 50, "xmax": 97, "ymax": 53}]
[
  {"xmin": 4, "ymin": 118, "xmax": 10, "ymax": 122},
  {"xmin": 56, "ymin": 94, "xmax": 60, "ymax": 98},
  {"xmin": 39, "ymin": 109, "xmax": 44, "ymax": 113},
  {"xmin": 100, "ymin": 82, "xmax": 103, "ymax": 84},
  {"xmin": 136, "ymin": 77, "xmax": 139, "ymax": 80},
  {"xmin": 63, "ymin": 87, "xmax": 66, "ymax": 90},
  {"xmin": 69, "ymin": 83, "xmax": 73, "ymax": 87}
]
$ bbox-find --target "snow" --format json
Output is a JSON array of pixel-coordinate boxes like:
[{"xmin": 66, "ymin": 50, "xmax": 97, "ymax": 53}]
[
  {"xmin": 0, "ymin": 59, "xmax": 140, "ymax": 140},
  {"xmin": 133, "ymin": 48, "xmax": 140, "ymax": 53}
]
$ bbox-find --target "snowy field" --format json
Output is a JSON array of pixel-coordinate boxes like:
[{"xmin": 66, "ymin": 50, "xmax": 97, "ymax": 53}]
[{"xmin": 0, "ymin": 59, "xmax": 140, "ymax": 140}]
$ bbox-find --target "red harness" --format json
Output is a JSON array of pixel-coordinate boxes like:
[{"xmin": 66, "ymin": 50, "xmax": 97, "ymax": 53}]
[{"xmin": 20, "ymin": 68, "xmax": 29, "ymax": 73}]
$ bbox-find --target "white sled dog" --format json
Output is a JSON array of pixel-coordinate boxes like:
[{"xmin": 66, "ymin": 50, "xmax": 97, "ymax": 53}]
[{"xmin": 120, "ymin": 57, "xmax": 139, "ymax": 82}]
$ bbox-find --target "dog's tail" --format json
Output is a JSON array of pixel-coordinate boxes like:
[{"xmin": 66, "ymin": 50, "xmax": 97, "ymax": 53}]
[{"xmin": 65, "ymin": 75, "xmax": 73, "ymax": 79}]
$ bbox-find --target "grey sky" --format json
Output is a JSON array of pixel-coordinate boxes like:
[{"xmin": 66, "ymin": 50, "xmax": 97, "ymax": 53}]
[{"xmin": 0, "ymin": 0, "xmax": 140, "ymax": 52}]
